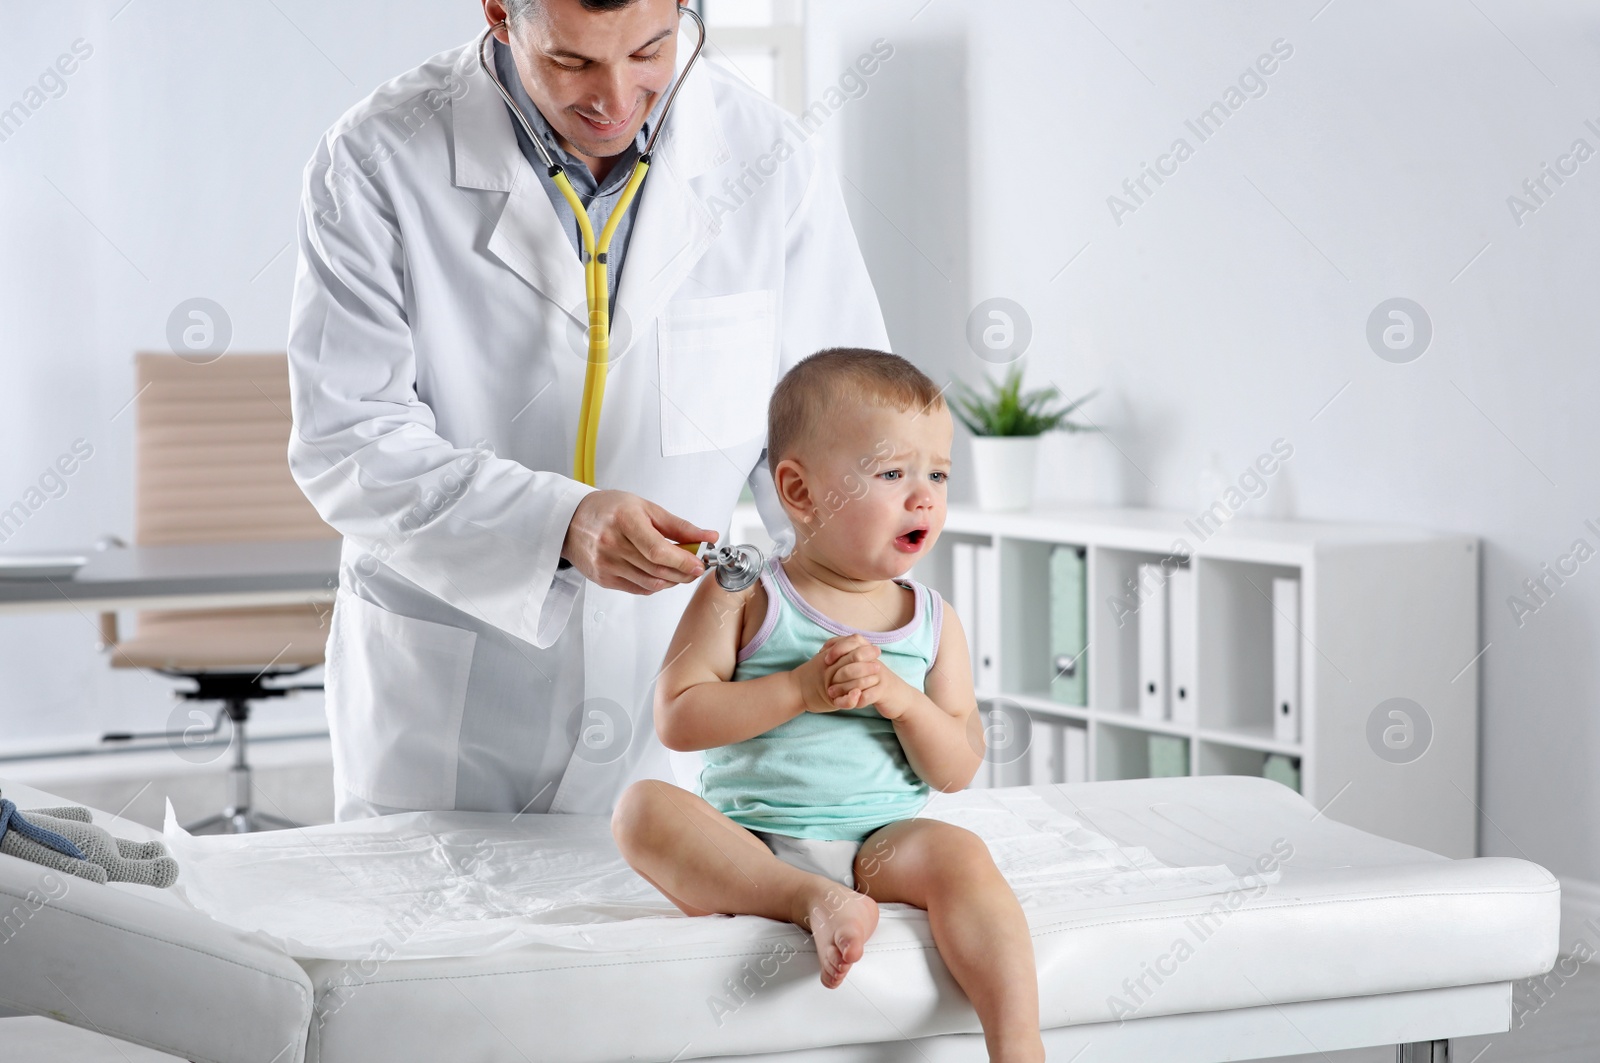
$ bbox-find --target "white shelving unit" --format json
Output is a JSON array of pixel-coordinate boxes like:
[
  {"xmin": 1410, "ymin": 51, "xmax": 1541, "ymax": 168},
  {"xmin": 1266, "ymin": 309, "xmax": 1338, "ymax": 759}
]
[{"xmin": 727, "ymin": 500, "xmax": 1481, "ymax": 860}]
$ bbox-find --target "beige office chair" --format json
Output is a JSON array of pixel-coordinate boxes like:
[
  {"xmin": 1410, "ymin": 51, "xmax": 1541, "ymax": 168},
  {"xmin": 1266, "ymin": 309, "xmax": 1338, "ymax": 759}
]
[{"xmin": 99, "ymin": 353, "xmax": 337, "ymax": 833}]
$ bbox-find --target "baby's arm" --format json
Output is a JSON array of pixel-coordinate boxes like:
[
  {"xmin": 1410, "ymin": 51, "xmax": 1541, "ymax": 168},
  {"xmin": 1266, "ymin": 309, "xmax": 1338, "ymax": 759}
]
[
  {"xmin": 654, "ymin": 574, "xmax": 804, "ymax": 751},
  {"xmin": 901, "ymin": 607, "xmax": 984, "ymax": 792}
]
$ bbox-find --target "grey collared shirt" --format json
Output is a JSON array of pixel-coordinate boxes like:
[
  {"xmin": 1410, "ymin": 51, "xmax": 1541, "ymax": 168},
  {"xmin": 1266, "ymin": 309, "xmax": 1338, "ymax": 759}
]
[{"xmin": 492, "ymin": 37, "xmax": 666, "ymax": 315}]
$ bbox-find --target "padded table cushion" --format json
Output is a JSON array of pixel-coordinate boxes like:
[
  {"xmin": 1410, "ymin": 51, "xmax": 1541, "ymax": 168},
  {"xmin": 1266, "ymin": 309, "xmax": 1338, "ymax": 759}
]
[
  {"xmin": 288, "ymin": 776, "xmax": 1558, "ymax": 1063},
  {"xmin": 0, "ymin": 775, "xmax": 1560, "ymax": 1063},
  {"xmin": 0, "ymin": 777, "xmax": 313, "ymax": 1063}
]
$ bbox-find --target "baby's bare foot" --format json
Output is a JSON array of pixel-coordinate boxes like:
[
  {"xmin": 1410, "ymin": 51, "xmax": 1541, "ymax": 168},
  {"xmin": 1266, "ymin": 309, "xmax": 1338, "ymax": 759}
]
[{"xmin": 798, "ymin": 882, "xmax": 879, "ymax": 989}]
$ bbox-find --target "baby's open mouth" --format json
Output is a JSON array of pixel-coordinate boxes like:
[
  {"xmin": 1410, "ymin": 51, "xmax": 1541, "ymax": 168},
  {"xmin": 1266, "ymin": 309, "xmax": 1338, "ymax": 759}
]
[{"xmin": 895, "ymin": 528, "xmax": 927, "ymax": 550}]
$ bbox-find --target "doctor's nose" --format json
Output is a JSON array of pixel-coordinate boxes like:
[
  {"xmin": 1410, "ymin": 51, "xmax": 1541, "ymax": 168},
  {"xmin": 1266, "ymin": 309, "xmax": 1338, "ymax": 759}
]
[{"xmin": 584, "ymin": 68, "xmax": 634, "ymax": 121}]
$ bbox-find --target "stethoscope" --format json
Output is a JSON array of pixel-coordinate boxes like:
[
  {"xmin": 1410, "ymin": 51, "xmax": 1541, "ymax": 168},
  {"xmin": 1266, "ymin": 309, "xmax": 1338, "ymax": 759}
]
[{"xmin": 477, "ymin": 12, "xmax": 765, "ymax": 591}]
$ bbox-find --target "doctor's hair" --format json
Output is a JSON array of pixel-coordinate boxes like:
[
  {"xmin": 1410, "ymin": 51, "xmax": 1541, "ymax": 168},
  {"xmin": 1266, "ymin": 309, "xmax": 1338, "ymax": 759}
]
[
  {"xmin": 766, "ymin": 348, "xmax": 945, "ymax": 468},
  {"xmin": 506, "ymin": 0, "xmax": 643, "ymax": 20}
]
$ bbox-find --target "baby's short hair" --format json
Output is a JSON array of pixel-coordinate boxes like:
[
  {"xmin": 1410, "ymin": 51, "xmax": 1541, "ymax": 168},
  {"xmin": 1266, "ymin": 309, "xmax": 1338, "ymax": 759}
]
[{"xmin": 766, "ymin": 348, "xmax": 944, "ymax": 469}]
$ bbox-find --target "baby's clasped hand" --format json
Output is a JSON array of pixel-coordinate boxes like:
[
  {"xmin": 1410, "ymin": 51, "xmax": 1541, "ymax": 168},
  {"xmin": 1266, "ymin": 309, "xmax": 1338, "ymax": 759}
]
[{"xmin": 793, "ymin": 634, "xmax": 913, "ymax": 719}]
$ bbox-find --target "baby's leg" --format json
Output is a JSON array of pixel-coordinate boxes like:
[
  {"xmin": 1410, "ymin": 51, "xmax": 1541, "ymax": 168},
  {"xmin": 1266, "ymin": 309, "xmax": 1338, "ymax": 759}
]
[
  {"xmin": 854, "ymin": 819, "xmax": 1044, "ymax": 1063},
  {"xmin": 612, "ymin": 781, "xmax": 879, "ymax": 988}
]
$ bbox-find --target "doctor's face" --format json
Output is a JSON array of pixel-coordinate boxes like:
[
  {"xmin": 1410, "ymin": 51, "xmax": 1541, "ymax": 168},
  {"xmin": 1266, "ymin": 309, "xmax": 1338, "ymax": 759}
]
[{"xmin": 491, "ymin": 0, "xmax": 684, "ymax": 168}]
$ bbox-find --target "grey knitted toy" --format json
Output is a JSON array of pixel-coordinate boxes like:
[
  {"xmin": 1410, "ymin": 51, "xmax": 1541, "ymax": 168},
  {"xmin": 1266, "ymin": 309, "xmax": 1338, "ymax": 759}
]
[{"xmin": 0, "ymin": 791, "xmax": 178, "ymax": 888}]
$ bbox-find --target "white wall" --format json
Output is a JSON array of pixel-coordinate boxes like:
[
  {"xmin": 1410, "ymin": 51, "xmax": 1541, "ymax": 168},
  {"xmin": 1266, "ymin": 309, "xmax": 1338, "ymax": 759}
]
[
  {"xmin": 0, "ymin": 3, "xmax": 483, "ymax": 753},
  {"xmin": 805, "ymin": 0, "xmax": 1600, "ymax": 885}
]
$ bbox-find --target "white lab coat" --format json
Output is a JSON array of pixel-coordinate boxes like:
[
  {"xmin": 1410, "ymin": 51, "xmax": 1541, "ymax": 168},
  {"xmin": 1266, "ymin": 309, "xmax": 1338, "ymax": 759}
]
[{"xmin": 286, "ymin": 34, "xmax": 888, "ymax": 819}]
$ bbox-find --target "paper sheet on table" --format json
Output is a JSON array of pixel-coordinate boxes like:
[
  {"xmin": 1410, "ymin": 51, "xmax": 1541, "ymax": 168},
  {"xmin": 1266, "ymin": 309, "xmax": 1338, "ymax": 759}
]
[{"xmin": 163, "ymin": 786, "xmax": 1271, "ymax": 961}]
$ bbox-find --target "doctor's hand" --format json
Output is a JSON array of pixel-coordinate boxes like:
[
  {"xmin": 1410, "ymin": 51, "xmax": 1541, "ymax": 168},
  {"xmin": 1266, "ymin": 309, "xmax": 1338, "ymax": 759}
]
[{"xmin": 560, "ymin": 489, "xmax": 719, "ymax": 595}]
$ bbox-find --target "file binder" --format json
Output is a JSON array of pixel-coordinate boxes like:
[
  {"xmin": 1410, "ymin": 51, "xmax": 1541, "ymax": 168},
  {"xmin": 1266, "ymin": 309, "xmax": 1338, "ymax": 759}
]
[
  {"xmin": 1049, "ymin": 545, "xmax": 1088, "ymax": 706},
  {"xmin": 1147, "ymin": 734, "xmax": 1189, "ymax": 777},
  {"xmin": 975, "ymin": 542, "xmax": 1001, "ymax": 694},
  {"xmin": 985, "ymin": 702, "xmax": 1028, "ymax": 788},
  {"xmin": 1273, "ymin": 577, "xmax": 1301, "ymax": 743},
  {"xmin": 1063, "ymin": 723, "xmax": 1088, "ymax": 784},
  {"xmin": 1137, "ymin": 563, "xmax": 1169, "ymax": 720},
  {"xmin": 1027, "ymin": 715, "xmax": 1064, "ymax": 785},
  {"xmin": 1263, "ymin": 752, "xmax": 1301, "ymax": 792},
  {"xmin": 1168, "ymin": 563, "xmax": 1197, "ymax": 725}
]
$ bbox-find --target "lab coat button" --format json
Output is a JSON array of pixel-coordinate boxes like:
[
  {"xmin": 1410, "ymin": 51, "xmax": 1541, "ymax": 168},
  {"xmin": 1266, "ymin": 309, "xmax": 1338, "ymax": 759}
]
[{"xmin": 593, "ymin": 610, "xmax": 604, "ymax": 623}]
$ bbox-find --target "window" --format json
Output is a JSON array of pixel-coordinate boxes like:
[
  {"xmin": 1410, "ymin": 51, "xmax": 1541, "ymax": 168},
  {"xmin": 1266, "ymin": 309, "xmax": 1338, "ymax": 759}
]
[{"xmin": 696, "ymin": 0, "xmax": 805, "ymax": 115}]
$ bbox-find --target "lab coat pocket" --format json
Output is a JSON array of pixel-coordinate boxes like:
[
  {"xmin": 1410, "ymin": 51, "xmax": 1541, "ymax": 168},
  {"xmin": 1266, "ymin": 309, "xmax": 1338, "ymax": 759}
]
[
  {"xmin": 657, "ymin": 289, "xmax": 777, "ymax": 457},
  {"xmin": 325, "ymin": 589, "xmax": 477, "ymax": 811}
]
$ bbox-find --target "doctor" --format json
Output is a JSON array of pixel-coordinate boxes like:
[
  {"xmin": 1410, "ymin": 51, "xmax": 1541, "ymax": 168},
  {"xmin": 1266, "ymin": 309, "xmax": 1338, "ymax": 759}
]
[{"xmin": 286, "ymin": 0, "xmax": 887, "ymax": 820}]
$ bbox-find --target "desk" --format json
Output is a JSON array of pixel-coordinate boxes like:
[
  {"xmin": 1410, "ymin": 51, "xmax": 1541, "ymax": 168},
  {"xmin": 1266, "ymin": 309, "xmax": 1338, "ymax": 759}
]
[{"xmin": 0, "ymin": 540, "xmax": 342, "ymax": 616}]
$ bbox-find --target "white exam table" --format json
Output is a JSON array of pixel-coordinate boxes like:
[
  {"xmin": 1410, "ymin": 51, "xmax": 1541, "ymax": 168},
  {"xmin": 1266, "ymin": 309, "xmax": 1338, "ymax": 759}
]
[{"xmin": 0, "ymin": 774, "xmax": 1558, "ymax": 1063}]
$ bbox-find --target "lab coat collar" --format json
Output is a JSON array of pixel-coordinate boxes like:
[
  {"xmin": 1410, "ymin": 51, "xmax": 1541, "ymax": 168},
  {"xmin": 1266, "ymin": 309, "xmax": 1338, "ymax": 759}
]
[
  {"xmin": 450, "ymin": 29, "xmax": 728, "ymax": 337},
  {"xmin": 606, "ymin": 55, "xmax": 726, "ymax": 356}
]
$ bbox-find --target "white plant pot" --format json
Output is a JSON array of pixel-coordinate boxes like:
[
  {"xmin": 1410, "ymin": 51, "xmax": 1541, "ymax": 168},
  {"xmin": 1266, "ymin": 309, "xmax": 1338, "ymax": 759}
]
[{"xmin": 970, "ymin": 435, "xmax": 1040, "ymax": 511}]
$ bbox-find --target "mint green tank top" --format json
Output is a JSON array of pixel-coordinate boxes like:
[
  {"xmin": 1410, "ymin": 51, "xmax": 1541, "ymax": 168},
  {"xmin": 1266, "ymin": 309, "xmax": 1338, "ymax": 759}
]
[{"xmin": 695, "ymin": 554, "xmax": 943, "ymax": 842}]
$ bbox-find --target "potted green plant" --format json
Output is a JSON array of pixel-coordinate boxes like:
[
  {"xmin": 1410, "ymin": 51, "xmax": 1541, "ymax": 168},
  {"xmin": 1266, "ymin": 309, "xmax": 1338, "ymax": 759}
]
[{"xmin": 948, "ymin": 365, "xmax": 1099, "ymax": 511}]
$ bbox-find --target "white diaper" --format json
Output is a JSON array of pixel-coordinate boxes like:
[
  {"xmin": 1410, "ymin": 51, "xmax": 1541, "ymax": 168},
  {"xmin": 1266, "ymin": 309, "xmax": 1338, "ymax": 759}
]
[{"xmin": 748, "ymin": 829, "xmax": 861, "ymax": 891}]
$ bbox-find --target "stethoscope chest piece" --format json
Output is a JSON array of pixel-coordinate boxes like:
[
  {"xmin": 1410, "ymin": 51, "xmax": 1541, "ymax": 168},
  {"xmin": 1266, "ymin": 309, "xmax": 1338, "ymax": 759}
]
[{"xmin": 699, "ymin": 543, "xmax": 765, "ymax": 592}]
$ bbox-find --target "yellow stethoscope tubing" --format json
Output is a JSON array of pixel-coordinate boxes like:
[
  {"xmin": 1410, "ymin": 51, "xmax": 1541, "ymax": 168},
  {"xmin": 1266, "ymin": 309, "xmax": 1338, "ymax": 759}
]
[
  {"xmin": 478, "ymin": 12, "xmax": 707, "ymax": 554},
  {"xmin": 552, "ymin": 161, "xmax": 650, "ymax": 487}
]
